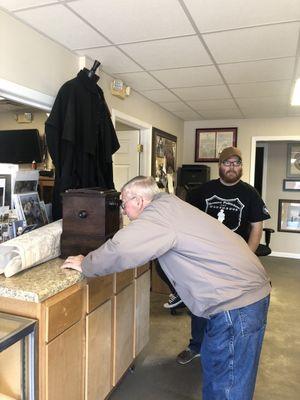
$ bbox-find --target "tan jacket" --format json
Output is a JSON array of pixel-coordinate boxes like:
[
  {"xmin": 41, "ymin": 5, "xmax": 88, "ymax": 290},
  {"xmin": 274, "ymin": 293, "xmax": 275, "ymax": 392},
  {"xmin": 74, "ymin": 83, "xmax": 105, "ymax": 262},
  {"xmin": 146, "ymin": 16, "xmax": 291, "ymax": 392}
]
[{"xmin": 82, "ymin": 193, "xmax": 271, "ymax": 318}]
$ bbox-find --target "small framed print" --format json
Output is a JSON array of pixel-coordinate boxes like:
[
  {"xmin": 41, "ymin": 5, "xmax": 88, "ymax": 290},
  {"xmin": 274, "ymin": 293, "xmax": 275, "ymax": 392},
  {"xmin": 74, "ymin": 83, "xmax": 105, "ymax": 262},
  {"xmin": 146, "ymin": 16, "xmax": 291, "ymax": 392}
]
[
  {"xmin": 152, "ymin": 127, "xmax": 177, "ymax": 191},
  {"xmin": 195, "ymin": 127, "xmax": 237, "ymax": 162},
  {"xmin": 286, "ymin": 142, "xmax": 300, "ymax": 178},
  {"xmin": 278, "ymin": 199, "xmax": 300, "ymax": 233},
  {"xmin": 283, "ymin": 179, "xmax": 300, "ymax": 191}
]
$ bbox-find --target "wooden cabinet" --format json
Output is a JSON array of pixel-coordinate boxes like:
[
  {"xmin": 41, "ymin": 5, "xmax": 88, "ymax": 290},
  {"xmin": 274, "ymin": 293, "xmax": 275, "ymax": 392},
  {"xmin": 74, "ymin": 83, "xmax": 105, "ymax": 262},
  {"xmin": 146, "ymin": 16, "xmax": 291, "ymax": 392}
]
[
  {"xmin": 46, "ymin": 320, "xmax": 84, "ymax": 400},
  {"xmin": 42, "ymin": 284, "xmax": 85, "ymax": 400},
  {"xmin": 86, "ymin": 299, "xmax": 112, "ymax": 400},
  {"xmin": 134, "ymin": 270, "xmax": 151, "ymax": 357},
  {"xmin": 0, "ymin": 265, "xmax": 150, "ymax": 400},
  {"xmin": 113, "ymin": 283, "xmax": 135, "ymax": 386}
]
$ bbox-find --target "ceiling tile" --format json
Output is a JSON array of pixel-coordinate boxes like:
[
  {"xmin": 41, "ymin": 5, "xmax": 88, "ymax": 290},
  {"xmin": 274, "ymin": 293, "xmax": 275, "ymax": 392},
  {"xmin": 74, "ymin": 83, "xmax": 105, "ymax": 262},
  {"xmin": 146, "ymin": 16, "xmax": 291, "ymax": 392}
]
[
  {"xmin": 157, "ymin": 101, "xmax": 192, "ymax": 112},
  {"xmin": 16, "ymin": 4, "xmax": 109, "ymax": 49},
  {"xmin": 200, "ymin": 109, "xmax": 243, "ymax": 119},
  {"xmin": 69, "ymin": 0, "xmax": 194, "ymax": 43},
  {"xmin": 184, "ymin": 0, "xmax": 300, "ymax": 32},
  {"xmin": 139, "ymin": 89, "xmax": 179, "ymax": 102},
  {"xmin": 0, "ymin": 0, "xmax": 58, "ymax": 10},
  {"xmin": 113, "ymin": 72, "xmax": 163, "ymax": 90},
  {"xmin": 229, "ymin": 80, "xmax": 292, "ymax": 98},
  {"xmin": 219, "ymin": 58, "xmax": 295, "ymax": 84},
  {"xmin": 242, "ymin": 107, "xmax": 287, "ymax": 118},
  {"xmin": 151, "ymin": 66, "xmax": 223, "ymax": 88},
  {"xmin": 187, "ymin": 98, "xmax": 237, "ymax": 110},
  {"xmin": 119, "ymin": 36, "xmax": 212, "ymax": 70},
  {"xmin": 236, "ymin": 96, "xmax": 288, "ymax": 109},
  {"xmin": 77, "ymin": 47, "xmax": 143, "ymax": 74},
  {"xmin": 203, "ymin": 22, "xmax": 300, "ymax": 63},
  {"xmin": 173, "ymin": 85, "xmax": 231, "ymax": 100},
  {"xmin": 175, "ymin": 110, "xmax": 203, "ymax": 120}
]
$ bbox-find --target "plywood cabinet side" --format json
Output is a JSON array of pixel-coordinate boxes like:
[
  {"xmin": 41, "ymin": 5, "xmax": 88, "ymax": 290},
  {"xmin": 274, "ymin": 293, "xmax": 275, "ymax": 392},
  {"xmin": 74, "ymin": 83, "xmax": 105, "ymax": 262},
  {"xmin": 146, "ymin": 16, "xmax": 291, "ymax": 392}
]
[
  {"xmin": 85, "ymin": 299, "xmax": 112, "ymax": 400},
  {"xmin": 112, "ymin": 283, "xmax": 135, "ymax": 386}
]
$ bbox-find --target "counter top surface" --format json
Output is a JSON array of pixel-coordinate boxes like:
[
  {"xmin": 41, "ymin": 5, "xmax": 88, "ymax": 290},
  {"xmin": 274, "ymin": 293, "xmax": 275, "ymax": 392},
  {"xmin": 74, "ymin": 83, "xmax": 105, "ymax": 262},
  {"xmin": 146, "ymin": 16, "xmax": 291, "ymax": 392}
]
[{"xmin": 0, "ymin": 258, "xmax": 84, "ymax": 303}]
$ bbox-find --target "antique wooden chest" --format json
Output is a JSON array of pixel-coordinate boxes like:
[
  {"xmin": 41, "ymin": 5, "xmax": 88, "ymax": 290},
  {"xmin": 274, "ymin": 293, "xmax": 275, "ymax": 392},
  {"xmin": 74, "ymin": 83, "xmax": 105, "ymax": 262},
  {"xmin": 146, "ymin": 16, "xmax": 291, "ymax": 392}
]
[{"xmin": 61, "ymin": 188, "xmax": 120, "ymax": 257}]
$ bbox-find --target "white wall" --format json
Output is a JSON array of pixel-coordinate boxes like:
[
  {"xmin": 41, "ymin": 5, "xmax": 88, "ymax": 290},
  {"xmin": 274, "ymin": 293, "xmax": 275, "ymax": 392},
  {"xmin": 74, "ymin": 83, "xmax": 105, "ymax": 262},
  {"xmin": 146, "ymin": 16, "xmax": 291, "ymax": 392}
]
[{"xmin": 184, "ymin": 118, "xmax": 300, "ymax": 182}]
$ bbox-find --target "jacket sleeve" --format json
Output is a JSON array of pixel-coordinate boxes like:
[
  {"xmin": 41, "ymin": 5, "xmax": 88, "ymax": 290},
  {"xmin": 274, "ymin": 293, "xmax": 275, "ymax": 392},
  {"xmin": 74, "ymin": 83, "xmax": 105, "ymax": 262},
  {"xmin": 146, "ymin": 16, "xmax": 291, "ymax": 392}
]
[{"xmin": 81, "ymin": 217, "xmax": 176, "ymax": 277}]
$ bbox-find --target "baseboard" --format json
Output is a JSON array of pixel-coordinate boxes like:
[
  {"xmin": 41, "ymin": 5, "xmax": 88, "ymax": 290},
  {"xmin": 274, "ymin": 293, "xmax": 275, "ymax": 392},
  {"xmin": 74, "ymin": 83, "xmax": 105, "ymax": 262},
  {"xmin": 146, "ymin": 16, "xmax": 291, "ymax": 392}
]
[{"xmin": 270, "ymin": 251, "xmax": 300, "ymax": 260}]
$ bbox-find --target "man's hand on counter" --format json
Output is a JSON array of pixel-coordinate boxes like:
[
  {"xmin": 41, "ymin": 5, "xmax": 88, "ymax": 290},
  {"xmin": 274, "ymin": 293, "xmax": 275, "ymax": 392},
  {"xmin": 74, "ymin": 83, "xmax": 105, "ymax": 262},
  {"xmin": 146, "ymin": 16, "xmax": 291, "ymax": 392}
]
[{"xmin": 61, "ymin": 255, "xmax": 85, "ymax": 273}]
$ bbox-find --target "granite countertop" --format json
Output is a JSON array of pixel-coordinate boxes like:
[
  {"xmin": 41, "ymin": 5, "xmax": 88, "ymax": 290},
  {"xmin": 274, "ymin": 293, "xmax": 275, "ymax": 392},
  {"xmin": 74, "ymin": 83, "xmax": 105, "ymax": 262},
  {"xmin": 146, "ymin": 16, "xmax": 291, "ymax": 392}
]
[{"xmin": 0, "ymin": 258, "xmax": 85, "ymax": 303}]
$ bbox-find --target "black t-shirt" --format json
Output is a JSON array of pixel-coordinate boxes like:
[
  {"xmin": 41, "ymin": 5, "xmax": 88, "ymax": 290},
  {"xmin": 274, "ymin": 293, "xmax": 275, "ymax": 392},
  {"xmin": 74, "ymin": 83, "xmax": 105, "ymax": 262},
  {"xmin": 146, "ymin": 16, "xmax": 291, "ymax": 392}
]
[{"xmin": 187, "ymin": 179, "xmax": 270, "ymax": 241}]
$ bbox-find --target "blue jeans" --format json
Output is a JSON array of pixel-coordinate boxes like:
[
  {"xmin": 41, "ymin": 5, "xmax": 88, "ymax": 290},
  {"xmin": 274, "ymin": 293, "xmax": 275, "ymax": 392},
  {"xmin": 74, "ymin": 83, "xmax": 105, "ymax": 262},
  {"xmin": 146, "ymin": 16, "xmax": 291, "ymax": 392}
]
[{"xmin": 201, "ymin": 295, "xmax": 270, "ymax": 400}]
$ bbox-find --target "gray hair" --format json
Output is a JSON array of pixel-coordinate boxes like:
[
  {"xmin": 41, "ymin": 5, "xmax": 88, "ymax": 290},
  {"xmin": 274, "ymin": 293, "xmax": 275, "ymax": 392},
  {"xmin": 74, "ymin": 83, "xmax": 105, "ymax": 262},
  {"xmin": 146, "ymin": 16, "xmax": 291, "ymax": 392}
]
[{"xmin": 121, "ymin": 176, "xmax": 160, "ymax": 201}]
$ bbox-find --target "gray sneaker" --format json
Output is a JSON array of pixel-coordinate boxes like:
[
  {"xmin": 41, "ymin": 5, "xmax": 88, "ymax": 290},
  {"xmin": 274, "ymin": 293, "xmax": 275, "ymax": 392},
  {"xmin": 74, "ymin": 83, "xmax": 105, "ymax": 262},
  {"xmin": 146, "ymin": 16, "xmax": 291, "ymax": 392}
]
[{"xmin": 176, "ymin": 348, "xmax": 200, "ymax": 365}]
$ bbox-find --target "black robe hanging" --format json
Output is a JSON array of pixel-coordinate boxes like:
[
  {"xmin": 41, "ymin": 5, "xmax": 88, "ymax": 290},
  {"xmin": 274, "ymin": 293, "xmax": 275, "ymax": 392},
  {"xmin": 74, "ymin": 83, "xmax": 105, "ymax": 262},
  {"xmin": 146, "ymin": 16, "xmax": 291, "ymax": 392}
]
[{"xmin": 45, "ymin": 69, "xmax": 120, "ymax": 220}]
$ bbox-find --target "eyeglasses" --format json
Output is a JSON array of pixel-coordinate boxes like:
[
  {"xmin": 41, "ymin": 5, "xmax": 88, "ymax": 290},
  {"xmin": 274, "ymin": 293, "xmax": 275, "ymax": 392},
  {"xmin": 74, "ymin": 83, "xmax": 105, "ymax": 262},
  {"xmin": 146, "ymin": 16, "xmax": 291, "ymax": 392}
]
[
  {"xmin": 120, "ymin": 196, "xmax": 136, "ymax": 210},
  {"xmin": 222, "ymin": 160, "xmax": 242, "ymax": 167}
]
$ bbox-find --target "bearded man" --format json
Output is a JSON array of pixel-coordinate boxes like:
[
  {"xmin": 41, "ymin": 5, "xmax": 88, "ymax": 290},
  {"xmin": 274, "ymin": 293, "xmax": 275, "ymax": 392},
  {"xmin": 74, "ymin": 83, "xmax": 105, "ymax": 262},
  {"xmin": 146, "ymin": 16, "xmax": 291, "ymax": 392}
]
[{"xmin": 176, "ymin": 146, "xmax": 271, "ymax": 365}]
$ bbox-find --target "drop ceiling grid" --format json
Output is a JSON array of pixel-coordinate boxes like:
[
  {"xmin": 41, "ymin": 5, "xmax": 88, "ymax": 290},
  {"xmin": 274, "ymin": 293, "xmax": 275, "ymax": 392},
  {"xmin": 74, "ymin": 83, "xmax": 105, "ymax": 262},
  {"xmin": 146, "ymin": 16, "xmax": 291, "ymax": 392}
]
[{"xmin": 0, "ymin": 0, "xmax": 299, "ymax": 119}]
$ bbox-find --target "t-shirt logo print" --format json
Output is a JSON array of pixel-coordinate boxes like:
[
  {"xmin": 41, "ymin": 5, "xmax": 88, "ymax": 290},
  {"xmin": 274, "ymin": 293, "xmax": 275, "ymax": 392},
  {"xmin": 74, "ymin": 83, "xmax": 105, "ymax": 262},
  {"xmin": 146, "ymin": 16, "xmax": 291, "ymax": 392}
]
[{"xmin": 205, "ymin": 195, "xmax": 245, "ymax": 231}]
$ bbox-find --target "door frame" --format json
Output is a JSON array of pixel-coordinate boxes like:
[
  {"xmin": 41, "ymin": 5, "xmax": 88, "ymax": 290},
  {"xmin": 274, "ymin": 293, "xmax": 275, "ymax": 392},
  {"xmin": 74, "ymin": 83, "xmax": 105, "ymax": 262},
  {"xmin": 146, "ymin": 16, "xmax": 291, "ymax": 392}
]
[
  {"xmin": 250, "ymin": 135, "xmax": 300, "ymax": 259},
  {"xmin": 111, "ymin": 109, "xmax": 152, "ymax": 177}
]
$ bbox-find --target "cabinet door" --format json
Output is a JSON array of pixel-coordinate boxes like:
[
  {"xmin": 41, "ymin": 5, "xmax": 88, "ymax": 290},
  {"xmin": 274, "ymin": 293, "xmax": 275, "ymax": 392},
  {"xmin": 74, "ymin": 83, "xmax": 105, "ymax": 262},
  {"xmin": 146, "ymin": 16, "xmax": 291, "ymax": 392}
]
[
  {"xmin": 46, "ymin": 320, "xmax": 84, "ymax": 400},
  {"xmin": 86, "ymin": 299, "xmax": 112, "ymax": 400},
  {"xmin": 113, "ymin": 283, "xmax": 134, "ymax": 385},
  {"xmin": 134, "ymin": 270, "xmax": 150, "ymax": 357}
]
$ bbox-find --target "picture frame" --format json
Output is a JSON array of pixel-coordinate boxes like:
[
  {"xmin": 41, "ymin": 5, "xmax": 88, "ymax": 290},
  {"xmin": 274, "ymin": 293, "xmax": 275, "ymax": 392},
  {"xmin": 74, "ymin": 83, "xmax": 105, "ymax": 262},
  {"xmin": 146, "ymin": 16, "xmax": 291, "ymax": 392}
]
[
  {"xmin": 15, "ymin": 192, "xmax": 47, "ymax": 228},
  {"xmin": 152, "ymin": 127, "xmax": 177, "ymax": 191},
  {"xmin": 286, "ymin": 142, "xmax": 300, "ymax": 178},
  {"xmin": 283, "ymin": 179, "xmax": 300, "ymax": 191},
  {"xmin": 195, "ymin": 127, "xmax": 237, "ymax": 162},
  {"xmin": 278, "ymin": 199, "xmax": 300, "ymax": 233}
]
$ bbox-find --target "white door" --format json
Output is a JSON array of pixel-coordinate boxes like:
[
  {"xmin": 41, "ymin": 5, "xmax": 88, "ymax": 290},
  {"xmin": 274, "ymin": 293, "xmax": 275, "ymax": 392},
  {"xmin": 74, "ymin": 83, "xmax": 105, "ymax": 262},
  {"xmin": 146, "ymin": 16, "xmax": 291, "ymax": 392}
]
[{"xmin": 113, "ymin": 130, "xmax": 140, "ymax": 191}]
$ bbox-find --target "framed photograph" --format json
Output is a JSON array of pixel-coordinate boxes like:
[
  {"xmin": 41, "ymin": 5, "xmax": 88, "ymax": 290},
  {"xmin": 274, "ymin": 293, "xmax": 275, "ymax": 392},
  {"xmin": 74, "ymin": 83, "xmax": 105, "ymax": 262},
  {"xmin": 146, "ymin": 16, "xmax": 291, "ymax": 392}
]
[
  {"xmin": 16, "ymin": 192, "xmax": 47, "ymax": 228},
  {"xmin": 278, "ymin": 199, "xmax": 300, "ymax": 233},
  {"xmin": 39, "ymin": 200, "xmax": 49, "ymax": 225},
  {"xmin": 283, "ymin": 179, "xmax": 300, "ymax": 191},
  {"xmin": 152, "ymin": 128, "xmax": 177, "ymax": 191},
  {"xmin": 195, "ymin": 127, "xmax": 237, "ymax": 162},
  {"xmin": 286, "ymin": 142, "xmax": 300, "ymax": 178},
  {"xmin": 13, "ymin": 170, "xmax": 39, "ymax": 194}
]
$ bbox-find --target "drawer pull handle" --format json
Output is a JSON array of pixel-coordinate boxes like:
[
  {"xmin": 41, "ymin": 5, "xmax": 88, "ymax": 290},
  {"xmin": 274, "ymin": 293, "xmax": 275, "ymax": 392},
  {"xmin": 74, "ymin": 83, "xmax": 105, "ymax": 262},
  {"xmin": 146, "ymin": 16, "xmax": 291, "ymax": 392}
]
[{"xmin": 78, "ymin": 210, "xmax": 88, "ymax": 218}]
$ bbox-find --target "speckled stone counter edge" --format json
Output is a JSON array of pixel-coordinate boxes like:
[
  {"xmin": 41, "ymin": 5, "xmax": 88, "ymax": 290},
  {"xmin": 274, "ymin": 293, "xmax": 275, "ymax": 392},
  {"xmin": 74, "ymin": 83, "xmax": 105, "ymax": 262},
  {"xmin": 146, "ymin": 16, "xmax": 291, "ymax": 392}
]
[{"xmin": 0, "ymin": 257, "xmax": 85, "ymax": 303}]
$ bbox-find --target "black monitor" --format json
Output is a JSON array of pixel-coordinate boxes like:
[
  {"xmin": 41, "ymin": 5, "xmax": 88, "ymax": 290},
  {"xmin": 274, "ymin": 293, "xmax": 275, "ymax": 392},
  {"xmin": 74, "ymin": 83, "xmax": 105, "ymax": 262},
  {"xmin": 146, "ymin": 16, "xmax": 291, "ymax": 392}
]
[{"xmin": 0, "ymin": 129, "xmax": 42, "ymax": 164}]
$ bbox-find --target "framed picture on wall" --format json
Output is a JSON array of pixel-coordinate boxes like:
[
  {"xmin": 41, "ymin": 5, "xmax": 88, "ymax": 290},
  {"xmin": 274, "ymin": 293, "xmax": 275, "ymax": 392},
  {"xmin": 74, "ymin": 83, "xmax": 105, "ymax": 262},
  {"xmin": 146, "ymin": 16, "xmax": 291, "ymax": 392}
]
[
  {"xmin": 278, "ymin": 199, "xmax": 300, "ymax": 233},
  {"xmin": 286, "ymin": 142, "xmax": 300, "ymax": 178},
  {"xmin": 152, "ymin": 128, "xmax": 177, "ymax": 191},
  {"xmin": 195, "ymin": 127, "xmax": 237, "ymax": 162},
  {"xmin": 283, "ymin": 179, "xmax": 300, "ymax": 191}
]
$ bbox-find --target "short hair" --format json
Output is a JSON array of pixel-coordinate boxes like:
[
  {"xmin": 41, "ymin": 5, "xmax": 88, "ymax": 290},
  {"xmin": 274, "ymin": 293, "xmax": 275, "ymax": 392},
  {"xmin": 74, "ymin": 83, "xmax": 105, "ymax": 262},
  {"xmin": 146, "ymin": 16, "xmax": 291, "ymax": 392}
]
[{"xmin": 121, "ymin": 176, "xmax": 160, "ymax": 201}]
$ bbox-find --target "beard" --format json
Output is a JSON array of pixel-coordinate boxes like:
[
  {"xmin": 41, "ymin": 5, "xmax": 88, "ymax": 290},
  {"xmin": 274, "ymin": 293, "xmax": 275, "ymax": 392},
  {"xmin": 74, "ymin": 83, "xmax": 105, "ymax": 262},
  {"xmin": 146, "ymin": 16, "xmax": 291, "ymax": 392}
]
[{"xmin": 219, "ymin": 167, "xmax": 243, "ymax": 184}]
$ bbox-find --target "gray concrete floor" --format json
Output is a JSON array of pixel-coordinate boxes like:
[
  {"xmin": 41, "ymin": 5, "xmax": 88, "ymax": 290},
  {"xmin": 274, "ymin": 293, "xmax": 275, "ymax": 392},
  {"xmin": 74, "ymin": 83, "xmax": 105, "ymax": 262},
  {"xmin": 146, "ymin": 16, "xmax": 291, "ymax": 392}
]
[{"xmin": 109, "ymin": 257, "xmax": 300, "ymax": 399}]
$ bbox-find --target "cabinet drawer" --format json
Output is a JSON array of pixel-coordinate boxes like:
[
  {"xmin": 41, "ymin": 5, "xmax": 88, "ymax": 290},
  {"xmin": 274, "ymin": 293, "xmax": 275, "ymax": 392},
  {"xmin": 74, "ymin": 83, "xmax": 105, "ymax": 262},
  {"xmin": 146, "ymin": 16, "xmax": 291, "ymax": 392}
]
[
  {"xmin": 45, "ymin": 285, "xmax": 83, "ymax": 342},
  {"xmin": 86, "ymin": 275, "xmax": 114, "ymax": 313},
  {"xmin": 113, "ymin": 270, "xmax": 135, "ymax": 294}
]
